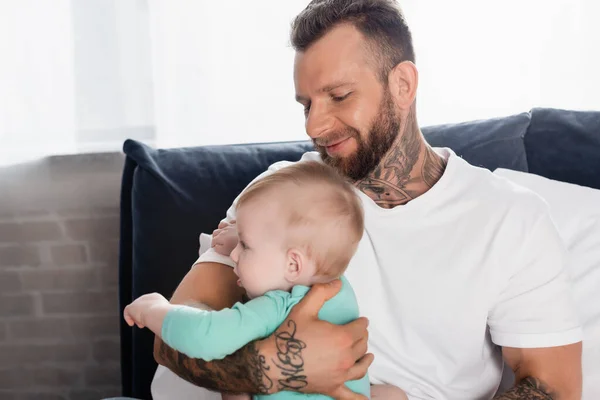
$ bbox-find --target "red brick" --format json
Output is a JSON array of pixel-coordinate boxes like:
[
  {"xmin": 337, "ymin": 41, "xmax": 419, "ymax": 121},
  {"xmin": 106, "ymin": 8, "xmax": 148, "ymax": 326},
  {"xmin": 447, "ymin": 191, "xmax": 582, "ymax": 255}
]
[
  {"xmin": 0, "ymin": 343, "xmax": 89, "ymax": 366},
  {"xmin": 7, "ymin": 318, "xmax": 70, "ymax": 340},
  {"xmin": 0, "ymin": 271, "xmax": 22, "ymax": 293},
  {"xmin": 42, "ymin": 291, "xmax": 118, "ymax": 315},
  {"xmin": 63, "ymin": 218, "xmax": 119, "ymax": 241},
  {"xmin": 88, "ymin": 241, "xmax": 119, "ymax": 265},
  {"xmin": 0, "ymin": 294, "xmax": 35, "ymax": 317},
  {"xmin": 0, "ymin": 245, "xmax": 41, "ymax": 267},
  {"xmin": 92, "ymin": 339, "xmax": 120, "ymax": 362},
  {"xmin": 69, "ymin": 316, "xmax": 119, "ymax": 338},
  {"xmin": 98, "ymin": 266, "xmax": 118, "ymax": 288},
  {"xmin": 83, "ymin": 364, "xmax": 120, "ymax": 386},
  {"xmin": 50, "ymin": 244, "xmax": 87, "ymax": 265},
  {"xmin": 21, "ymin": 268, "xmax": 96, "ymax": 291},
  {"xmin": 0, "ymin": 221, "xmax": 63, "ymax": 243},
  {"xmin": 0, "ymin": 367, "xmax": 33, "ymax": 389},
  {"xmin": 33, "ymin": 366, "xmax": 81, "ymax": 387}
]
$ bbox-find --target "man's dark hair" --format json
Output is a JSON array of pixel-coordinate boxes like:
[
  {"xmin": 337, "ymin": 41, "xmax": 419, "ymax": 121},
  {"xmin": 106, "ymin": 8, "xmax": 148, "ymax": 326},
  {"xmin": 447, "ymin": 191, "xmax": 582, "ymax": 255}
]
[{"xmin": 290, "ymin": 0, "xmax": 415, "ymax": 82}]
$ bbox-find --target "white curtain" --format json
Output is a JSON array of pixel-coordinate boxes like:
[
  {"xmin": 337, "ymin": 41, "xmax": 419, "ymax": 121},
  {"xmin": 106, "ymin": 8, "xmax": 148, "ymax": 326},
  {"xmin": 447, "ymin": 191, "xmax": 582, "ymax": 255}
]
[
  {"xmin": 0, "ymin": 0, "xmax": 154, "ymax": 166},
  {"xmin": 1, "ymin": 0, "xmax": 599, "ymax": 165}
]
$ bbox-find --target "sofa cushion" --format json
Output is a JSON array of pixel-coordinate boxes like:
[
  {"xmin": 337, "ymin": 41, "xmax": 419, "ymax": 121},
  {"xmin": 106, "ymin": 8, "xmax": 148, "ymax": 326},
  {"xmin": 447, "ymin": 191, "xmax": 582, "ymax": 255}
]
[
  {"xmin": 525, "ymin": 108, "xmax": 600, "ymax": 189},
  {"xmin": 423, "ymin": 111, "xmax": 531, "ymax": 172}
]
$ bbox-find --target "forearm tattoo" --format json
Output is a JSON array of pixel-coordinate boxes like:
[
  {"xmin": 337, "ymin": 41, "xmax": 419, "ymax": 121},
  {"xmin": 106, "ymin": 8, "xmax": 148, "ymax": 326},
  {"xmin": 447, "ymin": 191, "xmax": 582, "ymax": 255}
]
[
  {"xmin": 273, "ymin": 320, "xmax": 308, "ymax": 391},
  {"xmin": 494, "ymin": 377, "xmax": 556, "ymax": 399},
  {"xmin": 156, "ymin": 339, "xmax": 272, "ymax": 394},
  {"xmin": 157, "ymin": 318, "xmax": 310, "ymax": 394}
]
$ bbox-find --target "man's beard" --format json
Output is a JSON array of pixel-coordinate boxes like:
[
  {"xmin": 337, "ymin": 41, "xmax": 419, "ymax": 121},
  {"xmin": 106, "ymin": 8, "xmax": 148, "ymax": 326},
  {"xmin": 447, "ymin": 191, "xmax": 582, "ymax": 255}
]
[{"xmin": 314, "ymin": 91, "xmax": 401, "ymax": 181}]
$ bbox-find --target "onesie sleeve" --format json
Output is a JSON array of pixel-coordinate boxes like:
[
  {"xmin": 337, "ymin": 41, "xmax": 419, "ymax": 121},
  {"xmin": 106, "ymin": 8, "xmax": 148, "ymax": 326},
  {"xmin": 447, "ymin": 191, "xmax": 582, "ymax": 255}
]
[{"xmin": 161, "ymin": 291, "xmax": 290, "ymax": 361}]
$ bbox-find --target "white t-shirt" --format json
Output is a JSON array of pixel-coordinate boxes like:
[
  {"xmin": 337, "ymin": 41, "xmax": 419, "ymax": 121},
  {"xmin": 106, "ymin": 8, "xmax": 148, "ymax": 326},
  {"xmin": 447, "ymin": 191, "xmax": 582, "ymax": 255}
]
[{"xmin": 152, "ymin": 148, "xmax": 582, "ymax": 400}]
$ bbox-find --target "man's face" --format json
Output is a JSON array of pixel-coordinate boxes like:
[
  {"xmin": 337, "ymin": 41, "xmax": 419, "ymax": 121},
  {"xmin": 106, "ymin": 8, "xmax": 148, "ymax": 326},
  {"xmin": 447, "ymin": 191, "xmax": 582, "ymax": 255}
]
[{"xmin": 294, "ymin": 24, "xmax": 401, "ymax": 180}]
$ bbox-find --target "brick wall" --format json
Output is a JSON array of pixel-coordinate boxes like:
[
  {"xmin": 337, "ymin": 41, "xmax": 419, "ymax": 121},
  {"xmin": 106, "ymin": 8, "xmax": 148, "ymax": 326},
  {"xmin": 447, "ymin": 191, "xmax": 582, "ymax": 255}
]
[{"xmin": 0, "ymin": 153, "xmax": 125, "ymax": 400}]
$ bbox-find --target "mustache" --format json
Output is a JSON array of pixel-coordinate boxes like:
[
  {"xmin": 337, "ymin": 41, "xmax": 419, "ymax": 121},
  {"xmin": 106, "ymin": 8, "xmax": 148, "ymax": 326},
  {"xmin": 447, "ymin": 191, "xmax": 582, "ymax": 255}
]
[{"xmin": 312, "ymin": 128, "xmax": 360, "ymax": 147}]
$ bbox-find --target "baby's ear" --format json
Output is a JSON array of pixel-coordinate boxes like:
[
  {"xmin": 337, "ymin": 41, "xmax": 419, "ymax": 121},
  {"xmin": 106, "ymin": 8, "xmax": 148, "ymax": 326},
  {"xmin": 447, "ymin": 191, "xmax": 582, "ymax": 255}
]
[{"xmin": 284, "ymin": 248, "xmax": 304, "ymax": 282}]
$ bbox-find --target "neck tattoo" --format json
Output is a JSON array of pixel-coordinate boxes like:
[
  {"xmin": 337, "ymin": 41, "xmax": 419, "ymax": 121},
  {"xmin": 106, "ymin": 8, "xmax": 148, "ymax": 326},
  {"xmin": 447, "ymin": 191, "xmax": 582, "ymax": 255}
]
[{"xmin": 355, "ymin": 114, "xmax": 447, "ymax": 209}]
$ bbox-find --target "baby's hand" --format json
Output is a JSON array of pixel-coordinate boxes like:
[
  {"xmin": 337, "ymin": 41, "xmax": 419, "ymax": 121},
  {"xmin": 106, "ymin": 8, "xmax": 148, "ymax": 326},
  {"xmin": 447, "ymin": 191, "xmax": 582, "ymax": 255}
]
[
  {"xmin": 211, "ymin": 220, "xmax": 238, "ymax": 256},
  {"xmin": 124, "ymin": 293, "xmax": 169, "ymax": 329},
  {"xmin": 371, "ymin": 384, "xmax": 408, "ymax": 400}
]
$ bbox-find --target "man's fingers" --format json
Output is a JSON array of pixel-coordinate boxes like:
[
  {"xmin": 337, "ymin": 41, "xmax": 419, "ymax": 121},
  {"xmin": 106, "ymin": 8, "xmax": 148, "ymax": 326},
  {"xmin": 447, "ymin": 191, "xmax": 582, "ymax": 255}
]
[
  {"xmin": 296, "ymin": 279, "xmax": 342, "ymax": 317},
  {"xmin": 351, "ymin": 335, "xmax": 368, "ymax": 357},
  {"xmin": 345, "ymin": 316, "xmax": 369, "ymax": 343},
  {"xmin": 345, "ymin": 353, "xmax": 374, "ymax": 382},
  {"xmin": 331, "ymin": 385, "xmax": 368, "ymax": 400}
]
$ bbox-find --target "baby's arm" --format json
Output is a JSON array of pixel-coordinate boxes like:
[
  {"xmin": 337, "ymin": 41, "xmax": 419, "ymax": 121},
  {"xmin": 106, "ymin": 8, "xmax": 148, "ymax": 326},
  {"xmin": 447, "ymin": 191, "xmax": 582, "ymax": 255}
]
[
  {"xmin": 124, "ymin": 291, "xmax": 285, "ymax": 361},
  {"xmin": 371, "ymin": 384, "xmax": 408, "ymax": 400},
  {"xmin": 125, "ymin": 295, "xmax": 256, "ymax": 399}
]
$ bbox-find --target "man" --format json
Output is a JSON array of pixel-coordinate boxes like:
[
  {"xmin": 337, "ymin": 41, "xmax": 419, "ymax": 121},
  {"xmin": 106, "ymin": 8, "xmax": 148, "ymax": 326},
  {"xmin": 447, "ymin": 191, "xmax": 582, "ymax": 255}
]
[{"xmin": 152, "ymin": 0, "xmax": 583, "ymax": 399}]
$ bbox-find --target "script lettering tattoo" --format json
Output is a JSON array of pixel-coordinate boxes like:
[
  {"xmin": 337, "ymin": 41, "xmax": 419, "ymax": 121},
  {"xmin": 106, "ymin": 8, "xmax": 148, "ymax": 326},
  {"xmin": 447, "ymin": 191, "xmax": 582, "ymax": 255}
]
[
  {"xmin": 249, "ymin": 340, "xmax": 274, "ymax": 394},
  {"xmin": 156, "ymin": 339, "xmax": 272, "ymax": 394},
  {"xmin": 273, "ymin": 320, "xmax": 308, "ymax": 391},
  {"xmin": 493, "ymin": 377, "xmax": 556, "ymax": 399}
]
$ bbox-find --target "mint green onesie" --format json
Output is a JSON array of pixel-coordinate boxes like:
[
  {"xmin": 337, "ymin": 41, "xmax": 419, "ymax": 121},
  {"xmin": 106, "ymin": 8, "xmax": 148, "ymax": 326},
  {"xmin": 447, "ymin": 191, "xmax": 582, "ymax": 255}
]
[{"xmin": 161, "ymin": 276, "xmax": 370, "ymax": 399}]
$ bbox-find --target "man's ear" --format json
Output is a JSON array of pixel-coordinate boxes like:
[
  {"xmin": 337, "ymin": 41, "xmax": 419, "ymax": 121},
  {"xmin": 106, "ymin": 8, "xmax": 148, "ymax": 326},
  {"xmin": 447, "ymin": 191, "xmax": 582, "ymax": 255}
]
[
  {"xmin": 388, "ymin": 61, "xmax": 418, "ymax": 111},
  {"xmin": 284, "ymin": 248, "xmax": 304, "ymax": 283}
]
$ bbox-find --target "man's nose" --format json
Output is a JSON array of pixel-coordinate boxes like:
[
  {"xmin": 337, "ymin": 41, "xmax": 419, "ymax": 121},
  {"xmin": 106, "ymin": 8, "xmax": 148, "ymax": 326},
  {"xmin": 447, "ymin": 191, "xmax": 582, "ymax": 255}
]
[{"xmin": 305, "ymin": 103, "xmax": 335, "ymax": 140}]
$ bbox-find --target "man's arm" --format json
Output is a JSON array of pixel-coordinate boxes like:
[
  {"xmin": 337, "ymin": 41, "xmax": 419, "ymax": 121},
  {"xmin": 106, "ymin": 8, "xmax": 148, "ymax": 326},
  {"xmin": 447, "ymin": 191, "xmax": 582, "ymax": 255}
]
[
  {"xmin": 493, "ymin": 343, "xmax": 582, "ymax": 399},
  {"xmin": 153, "ymin": 261, "xmax": 265, "ymax": 392},
  {"xmin": 153, "ymin": 262, "xmax": 373, "ymax": 398}
]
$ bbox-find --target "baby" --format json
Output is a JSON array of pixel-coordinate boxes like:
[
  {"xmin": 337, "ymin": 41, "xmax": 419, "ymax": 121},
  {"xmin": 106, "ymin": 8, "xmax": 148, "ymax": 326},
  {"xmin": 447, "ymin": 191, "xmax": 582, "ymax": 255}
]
[{"xmin": 124, "ymin": 161, "xmax": 407, "ymax": 400}]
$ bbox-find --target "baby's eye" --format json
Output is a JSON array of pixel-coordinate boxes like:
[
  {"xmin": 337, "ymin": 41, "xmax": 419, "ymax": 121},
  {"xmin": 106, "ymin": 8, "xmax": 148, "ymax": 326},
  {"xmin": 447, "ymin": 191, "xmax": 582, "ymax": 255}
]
[{"xmin": 240, "ymin": 241, "xmax": 248, "ymax": 250}]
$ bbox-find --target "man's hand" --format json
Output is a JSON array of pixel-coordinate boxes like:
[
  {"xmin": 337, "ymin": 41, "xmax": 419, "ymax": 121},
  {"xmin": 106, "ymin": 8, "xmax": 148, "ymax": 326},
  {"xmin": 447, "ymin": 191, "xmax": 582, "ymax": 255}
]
[
  {"xmin": 211, "ymin": 220, "xmax": 239, "ymax": 256},
  {"xmin": 494, "ymin": 343, "xmax": 582, "ymax": 399},
  {"xmin": 258, "ymin": 280, "xmax": 373, "ymax": 400}
]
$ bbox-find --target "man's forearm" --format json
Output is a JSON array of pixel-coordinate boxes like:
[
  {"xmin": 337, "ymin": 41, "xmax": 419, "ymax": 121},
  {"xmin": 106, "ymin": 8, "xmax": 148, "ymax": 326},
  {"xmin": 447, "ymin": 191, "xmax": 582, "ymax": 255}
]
[
  {"xmin": 494, "ymin": 377, "xmax": 556, "ymax": 399},
  {"xmin": 155, "ymin": 337, "xmax": 274, "ymax": 394},
  {"xmin": 153, "ymin": 262, "xmax": 255, "ymax": 392}
]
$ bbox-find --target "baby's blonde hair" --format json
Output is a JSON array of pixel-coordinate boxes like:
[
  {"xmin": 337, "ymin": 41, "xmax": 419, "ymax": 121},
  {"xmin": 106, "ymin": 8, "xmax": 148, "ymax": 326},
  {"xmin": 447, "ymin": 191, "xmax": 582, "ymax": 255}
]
[{"xmin": 236, "ymin": 161, "xmax": 364, "ymax": 278}]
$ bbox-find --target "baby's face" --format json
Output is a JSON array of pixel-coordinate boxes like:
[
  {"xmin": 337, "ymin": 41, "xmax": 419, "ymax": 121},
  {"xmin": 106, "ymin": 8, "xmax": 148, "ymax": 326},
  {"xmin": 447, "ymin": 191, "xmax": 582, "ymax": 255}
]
[{"xmin": 230, "ymin": 199, "xmax": 290, "ymax": 298}]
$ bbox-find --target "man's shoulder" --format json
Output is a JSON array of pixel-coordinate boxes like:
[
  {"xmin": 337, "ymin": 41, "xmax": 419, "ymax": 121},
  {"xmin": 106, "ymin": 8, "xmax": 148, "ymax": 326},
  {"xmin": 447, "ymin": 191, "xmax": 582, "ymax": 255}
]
[{"xmin": 451, "ymin": 157, "xmax": 551, "ymax": 226}]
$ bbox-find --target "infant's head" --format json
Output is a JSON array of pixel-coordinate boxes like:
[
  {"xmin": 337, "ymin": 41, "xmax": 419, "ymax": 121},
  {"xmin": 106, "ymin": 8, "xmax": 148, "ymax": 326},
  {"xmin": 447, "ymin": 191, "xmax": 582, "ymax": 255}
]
[{"xmin": 230, "ymin": 161, "xmax": 364, "ymax": 298}]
